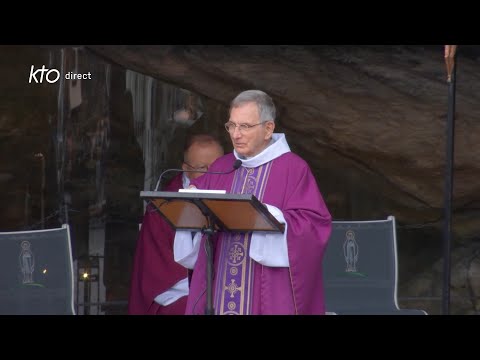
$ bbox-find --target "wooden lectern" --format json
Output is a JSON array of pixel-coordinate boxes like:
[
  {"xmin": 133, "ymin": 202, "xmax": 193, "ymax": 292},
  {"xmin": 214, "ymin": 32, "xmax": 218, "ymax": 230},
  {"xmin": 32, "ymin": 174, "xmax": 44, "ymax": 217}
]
[{"xmin": 140, "ymin": 190, "xmax": 285, "ymax": 315}]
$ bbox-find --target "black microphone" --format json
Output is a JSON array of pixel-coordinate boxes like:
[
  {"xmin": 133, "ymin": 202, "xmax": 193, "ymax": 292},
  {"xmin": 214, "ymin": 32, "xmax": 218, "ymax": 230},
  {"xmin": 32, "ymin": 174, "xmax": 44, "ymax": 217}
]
[{"xmin": 154, "ymin": 159, "xmax": 242, "ymax": 191}]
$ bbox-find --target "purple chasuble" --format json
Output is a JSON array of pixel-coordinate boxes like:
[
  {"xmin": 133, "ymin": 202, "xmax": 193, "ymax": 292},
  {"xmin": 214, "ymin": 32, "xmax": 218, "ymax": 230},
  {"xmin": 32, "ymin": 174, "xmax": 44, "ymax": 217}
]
[
  {"xmin": 128, "ymin": 174, "xmax": 189, "ymax": 315},
  {"xmin": 186, "ymin": 152, "xmax": 332, "ymax": 315}
]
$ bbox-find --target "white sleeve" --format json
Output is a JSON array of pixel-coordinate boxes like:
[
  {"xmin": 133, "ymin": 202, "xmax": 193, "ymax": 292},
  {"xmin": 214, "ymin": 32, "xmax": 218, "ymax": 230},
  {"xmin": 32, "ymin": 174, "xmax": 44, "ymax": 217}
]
[
  {"xmin": 154, "ymin": 277, "xmax": 189, "ymax": 306},
  {"xmin": 174, "ymin": 231, "xmax": 202, "ymax": 269},
  {"xmin": 249, "ymin": 204, "xmax": 290, "ymax": 267}
]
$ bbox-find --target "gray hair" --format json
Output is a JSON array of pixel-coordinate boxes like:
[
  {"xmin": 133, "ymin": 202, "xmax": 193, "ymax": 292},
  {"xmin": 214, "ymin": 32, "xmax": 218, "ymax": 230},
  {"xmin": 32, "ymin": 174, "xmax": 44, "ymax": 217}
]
[{"xmin": 230, "ymin": 90, "xmax": 276, "ymax": 123}]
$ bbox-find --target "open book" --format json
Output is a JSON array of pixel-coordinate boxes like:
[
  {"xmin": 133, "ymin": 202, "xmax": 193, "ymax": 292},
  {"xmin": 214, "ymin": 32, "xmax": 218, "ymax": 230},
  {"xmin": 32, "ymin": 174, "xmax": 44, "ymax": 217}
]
[{"xmin": 178, "ymin": 189, "xmax": 226, "ymax": 194}]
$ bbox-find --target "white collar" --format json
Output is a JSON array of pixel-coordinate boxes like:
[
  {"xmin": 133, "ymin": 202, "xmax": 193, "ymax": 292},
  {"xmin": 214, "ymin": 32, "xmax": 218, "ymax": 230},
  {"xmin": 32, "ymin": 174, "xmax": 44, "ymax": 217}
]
[
  {"xmin": 182, "ymin": 172, "xmax": 190, "ymax": 189},
  {"xmin": 233, "ymin": 133, "xmax": 290, "ymax": 168}
]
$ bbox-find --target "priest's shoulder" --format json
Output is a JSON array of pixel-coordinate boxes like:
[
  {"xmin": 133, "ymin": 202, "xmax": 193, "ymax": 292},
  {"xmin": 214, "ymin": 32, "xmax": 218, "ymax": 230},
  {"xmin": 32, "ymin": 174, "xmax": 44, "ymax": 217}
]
[
  {"xmin": 277, "ymin": 152, "xmax": 310, "ymax": 169},
  {"xmin": 164, "ymin": 173, "xmax": 183, "ymax": 191}
]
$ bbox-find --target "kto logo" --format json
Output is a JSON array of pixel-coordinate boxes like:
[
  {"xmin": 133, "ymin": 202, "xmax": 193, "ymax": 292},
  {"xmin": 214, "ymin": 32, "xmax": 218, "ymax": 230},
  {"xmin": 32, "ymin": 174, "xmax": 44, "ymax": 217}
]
[
  {"xmin": 28, "ymin": 65, "xmax": 61, "ymax": 83},
  {"xmin": 28, "ymin": 65, "xmax": 92, "ymax": 83}
]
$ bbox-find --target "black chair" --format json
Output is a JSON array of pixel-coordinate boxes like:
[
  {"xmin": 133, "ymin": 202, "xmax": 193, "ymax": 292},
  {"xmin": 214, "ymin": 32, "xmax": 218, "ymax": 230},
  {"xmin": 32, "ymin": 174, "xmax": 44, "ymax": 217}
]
[
  {"xmin": 323, "ymin": 216, "xmax": 427, "ymax": 315},
  {"xmin": 0, "ymin": 224, "xmax": 75, "ymax": 315}
]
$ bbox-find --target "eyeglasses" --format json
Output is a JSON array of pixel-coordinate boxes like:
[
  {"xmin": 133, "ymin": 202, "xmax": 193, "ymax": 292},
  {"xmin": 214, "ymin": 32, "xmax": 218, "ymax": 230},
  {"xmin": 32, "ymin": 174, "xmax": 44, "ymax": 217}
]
[
  {"xmin": 184, "ymin": 162, "xmax": 208, "ymax": 172},
  {"xmin": 224, "ymin": 121, "xmax": 265, "ymax": 133}
]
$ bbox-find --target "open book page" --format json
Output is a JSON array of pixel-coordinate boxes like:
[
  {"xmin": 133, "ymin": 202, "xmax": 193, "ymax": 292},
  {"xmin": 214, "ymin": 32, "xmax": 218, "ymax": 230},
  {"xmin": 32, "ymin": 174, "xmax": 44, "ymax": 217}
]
[{"xmin": 178, "ymin": 189, "xmax": 226, "ymax": 194}]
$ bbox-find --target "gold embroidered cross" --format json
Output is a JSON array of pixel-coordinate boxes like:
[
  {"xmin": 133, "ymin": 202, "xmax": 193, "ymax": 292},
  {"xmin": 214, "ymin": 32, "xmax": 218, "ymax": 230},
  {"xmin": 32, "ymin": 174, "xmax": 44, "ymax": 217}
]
[
  {"xmin": 226, "ymin": 279, "xmax": 241, "ymax": 298},
  {"xmin": 229, "ymin": 244, "xmax": 244, "ymax": 264}
]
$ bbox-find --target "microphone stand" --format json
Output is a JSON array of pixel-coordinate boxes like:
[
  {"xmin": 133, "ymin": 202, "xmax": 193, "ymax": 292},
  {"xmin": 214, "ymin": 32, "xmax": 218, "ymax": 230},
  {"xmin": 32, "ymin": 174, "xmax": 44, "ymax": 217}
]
[
  {"xmin": 200, "ymin": 213, "xmax": 216, "ymax": 315},
  {"xmin": 155, "ymin": 159, "xmax": 242, "ymax": 191}
]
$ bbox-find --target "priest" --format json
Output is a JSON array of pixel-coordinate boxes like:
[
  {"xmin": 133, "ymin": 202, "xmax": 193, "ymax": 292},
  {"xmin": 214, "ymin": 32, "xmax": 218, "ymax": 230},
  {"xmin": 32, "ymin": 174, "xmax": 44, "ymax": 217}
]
[
  {"xmin": 174, "ymin": 90, "xmax": 332, "ymax": 315},
  {"xmin": 128, "ymin": 134, "xmax": 224, "ymax": 314}
]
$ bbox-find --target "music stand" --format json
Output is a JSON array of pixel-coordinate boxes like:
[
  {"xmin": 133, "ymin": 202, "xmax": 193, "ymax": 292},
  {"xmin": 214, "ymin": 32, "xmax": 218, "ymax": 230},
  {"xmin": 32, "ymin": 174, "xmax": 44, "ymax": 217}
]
[{"xmin": 140, "ymin": 190, "xmax": 285, "ymax": 315}]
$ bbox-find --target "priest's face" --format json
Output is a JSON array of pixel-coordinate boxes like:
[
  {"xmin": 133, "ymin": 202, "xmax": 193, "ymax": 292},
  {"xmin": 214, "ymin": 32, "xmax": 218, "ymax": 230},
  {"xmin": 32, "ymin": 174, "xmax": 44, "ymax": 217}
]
[{"xmin": 228, "ymin": 102, "xmax": 275, "ymax": 158}]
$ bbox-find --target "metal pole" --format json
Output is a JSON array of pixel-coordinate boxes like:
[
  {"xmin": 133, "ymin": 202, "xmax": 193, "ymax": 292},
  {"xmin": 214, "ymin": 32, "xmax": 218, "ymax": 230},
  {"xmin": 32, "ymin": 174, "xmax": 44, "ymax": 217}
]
[
  {"xmin": 204, "ymin": 225, "xmax": 215, "ymax": 315},
  {"xmin": 35, "ymin": 153, "xmax": 45, "ymax": 229},
  {"xmin": 442, "ymin": 45, "xmax": 457, "ymax": 315},
  {"xmin": 24, "ymin": 184, "xmax": 31, "ymax": 229}
]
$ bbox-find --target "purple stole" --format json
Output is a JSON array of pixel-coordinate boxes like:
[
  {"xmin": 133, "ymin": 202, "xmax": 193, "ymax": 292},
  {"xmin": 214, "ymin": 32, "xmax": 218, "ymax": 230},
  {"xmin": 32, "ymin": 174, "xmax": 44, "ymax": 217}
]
[{"xmin": 213, "ymin": 163, "xmax": 273, "ymax": 315}]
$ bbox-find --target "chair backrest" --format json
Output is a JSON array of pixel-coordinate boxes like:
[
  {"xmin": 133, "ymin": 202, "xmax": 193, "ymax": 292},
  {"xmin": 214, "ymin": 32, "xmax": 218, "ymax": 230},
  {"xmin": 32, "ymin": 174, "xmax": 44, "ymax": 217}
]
[
  {"xmin": 0, "ymin": 224, "xmax": 75, "ymax": 315},
  {"xmin": 323, "ymin": 216, "xmax": 426, "ymax": 315}
]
